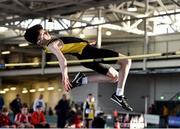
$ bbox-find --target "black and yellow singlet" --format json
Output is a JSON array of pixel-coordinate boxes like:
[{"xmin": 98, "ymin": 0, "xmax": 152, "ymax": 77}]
[
  {"xmin": 44, "ymin": 37, "xmax": 88, "ymax": 55},
  {"xmin": 43, "ymin": 36, "xmax": 119, "ymax": 75}
]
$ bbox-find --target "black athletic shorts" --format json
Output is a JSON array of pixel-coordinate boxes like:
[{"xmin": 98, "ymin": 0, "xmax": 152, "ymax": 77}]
[{"xmin": 76, "ymin": 44, "xmax": 119, "ymax": 75}]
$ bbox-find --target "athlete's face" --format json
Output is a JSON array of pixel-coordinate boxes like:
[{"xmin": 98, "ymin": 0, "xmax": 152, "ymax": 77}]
[{"xmin": 37, "ymin": 29, "xmax": 51, "ymax": 46}]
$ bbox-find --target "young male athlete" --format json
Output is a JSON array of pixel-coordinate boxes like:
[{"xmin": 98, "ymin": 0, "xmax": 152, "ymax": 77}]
[{"xmin": 24, "ymin": 24, "xmax": 133, "ymax": 111}]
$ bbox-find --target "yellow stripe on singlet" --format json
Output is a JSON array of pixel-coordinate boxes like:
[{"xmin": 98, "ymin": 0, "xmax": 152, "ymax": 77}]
[
  {"xmin": 44, "ymin": 42, "xmax": 87, "ymax": 55},
  {"xmin": 60, "ymin": 42, "xmax": 87, "ymax": 54}
]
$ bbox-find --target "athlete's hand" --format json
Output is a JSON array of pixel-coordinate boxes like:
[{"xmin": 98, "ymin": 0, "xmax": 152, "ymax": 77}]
[
  {"xmin": 62, "ymin": 74, "xmax": 72, "ymax": 92},
  {"xmin": 89, "ymin": 40, "xmax": 96, "ymax": 45}
]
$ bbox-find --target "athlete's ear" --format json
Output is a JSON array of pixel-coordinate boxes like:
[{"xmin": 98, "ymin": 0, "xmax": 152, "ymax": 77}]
[{"xmin": 44, "ymin": 31, "xmax": 50, "ymax": 36}]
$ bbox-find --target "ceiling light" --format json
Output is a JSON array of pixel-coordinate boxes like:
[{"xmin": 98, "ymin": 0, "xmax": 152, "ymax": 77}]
[
  {"xmin": 48, "ymin": 17, "xmax": 53, "ymax": 22},
  {"xmin": 10, "ymin": 87, "xmax": 16, "ymax": 91},
  {"xmin": 177, "ymin": 96, "xmax": 180, "ymax": 100},
  {"xmin": 160, "ymin": 96, "xmax": 164, "ymax": 100},
  {"xmin": 22, "ymin": 90, "xmax": 28, "ymax": 94},
  {"xmin": 4, "ymin": 88, "xmax": 9, "ymax": 92},
  {"xmin": 127, "ymin": 0, "xmax": 137, "ymax": 12},
  {"xmin": 106, "ymin": 31, "xmax": 112, "ymax": 36},
  {"xmin": 47, "ymin": 17, "xmax": 54, "ymax": 31},
  {"xmin": 0, "ymin": 90, "xmax": 6, "ymax": 94},
  {"xmin": 1, "ymin": 51, "xmax": 10, "ymax": 55},
  {"xmin": 47, "ymin": 87, "xmax": 54, "ymax": 91},
  {"xmin": 30, "ymin": 89, "xmax": 36, "ymax": 93},
  {"xmin": 19, "ymin": 43, "xmax": 29, "ymax": 47},
  {"xmin": 38, "ymin": 88, "xmax": 45, "ymax": 92},
  {"xmin": 127, "ymin": 6, "xmax": 137, "ymax": 12}
]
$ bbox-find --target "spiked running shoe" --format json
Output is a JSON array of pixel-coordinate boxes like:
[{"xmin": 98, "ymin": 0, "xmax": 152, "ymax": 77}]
[
  {"xmin": 111, "ymin": 93, "xmax": 133, "ymax": 111},
  {"xmin": 70, "ymin": 72, "xmax": 85, "ymax": 90}
]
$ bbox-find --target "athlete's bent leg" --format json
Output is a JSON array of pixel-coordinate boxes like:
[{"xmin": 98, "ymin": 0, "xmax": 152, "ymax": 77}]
[
  {"xmin": 116, "ymin": 55, "xmax": 132, "ymax": 96},
  {"xmin": 111, "ymin": 53, "xmax": 133, "ymax": 111}
]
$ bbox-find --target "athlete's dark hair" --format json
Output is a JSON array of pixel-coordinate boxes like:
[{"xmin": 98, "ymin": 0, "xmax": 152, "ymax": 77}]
[{"xmin": 24, "ymin": 24, "xmax": 43, "ymax": 44}]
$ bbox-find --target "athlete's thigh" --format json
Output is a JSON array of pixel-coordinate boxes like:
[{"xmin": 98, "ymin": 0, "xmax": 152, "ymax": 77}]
[
  {"xmin": 80, "ymin": 62, "xmax": 110, "ymax": 75},
  {"xmin": 81, "ymin": 45, "xmax": 119, "ymax": 63}
]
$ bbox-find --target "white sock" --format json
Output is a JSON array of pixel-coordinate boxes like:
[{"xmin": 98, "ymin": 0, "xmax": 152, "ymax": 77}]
[
  {"xmin": 116, "ymin": 88, "xmax": 123, "ymax": 96},
  {"xmin": 82, "ymin": 77, "xmax": 88, "ymax": 84}
]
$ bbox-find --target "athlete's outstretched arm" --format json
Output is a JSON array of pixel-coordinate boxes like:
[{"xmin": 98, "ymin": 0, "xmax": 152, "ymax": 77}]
[{"xmin": 47, "ymin": 41, "xmax": 71, "ymax": 91}]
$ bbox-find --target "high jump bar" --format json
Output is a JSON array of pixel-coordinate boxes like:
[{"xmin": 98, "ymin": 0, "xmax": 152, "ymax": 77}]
[{"xmin": 1, "ymin": 51, "xmax": 180, "ymax": 67}]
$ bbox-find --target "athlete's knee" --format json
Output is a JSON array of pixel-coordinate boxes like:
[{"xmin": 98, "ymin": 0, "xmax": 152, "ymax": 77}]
[
  {"xmin": 118, "ymin": 58, "xmax": 132, "ymax": 66},
  {"xmin": 127, "ymin": 58, "xmax": 132, "ymax": 66},
  {"xmin": 109, "ymin": 74, "xmax": 118, "ymax": 82},
  {"xmin": 107, "ymin": 67, "xmax": 119, "ymax": 82}
]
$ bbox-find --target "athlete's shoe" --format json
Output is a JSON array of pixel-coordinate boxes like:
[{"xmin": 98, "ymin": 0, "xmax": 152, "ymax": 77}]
[
  {"xmin": 70, "ymin": 72, "xmax": 85, "ymax": 89},
  {"xmin": 111, "ymin": 93, "xmax": 133, "ymax": 111}
]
